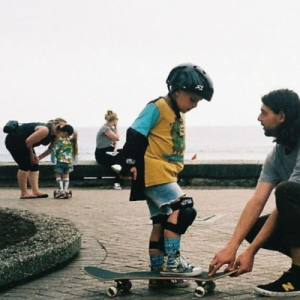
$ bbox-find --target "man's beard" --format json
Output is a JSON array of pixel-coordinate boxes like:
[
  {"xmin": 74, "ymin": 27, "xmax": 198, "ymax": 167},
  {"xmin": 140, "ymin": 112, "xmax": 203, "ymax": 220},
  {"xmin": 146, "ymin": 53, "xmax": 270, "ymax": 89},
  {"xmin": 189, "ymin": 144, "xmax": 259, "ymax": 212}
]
[{"xmin": 263, "ymin": 127, "xmax": 278, "ymax": 137}]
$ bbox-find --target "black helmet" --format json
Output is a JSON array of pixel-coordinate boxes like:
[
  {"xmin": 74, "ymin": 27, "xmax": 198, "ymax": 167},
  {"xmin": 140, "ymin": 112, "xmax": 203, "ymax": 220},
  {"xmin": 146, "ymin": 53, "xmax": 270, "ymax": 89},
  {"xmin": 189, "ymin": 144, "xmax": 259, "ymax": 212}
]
[{"xmin": 166, "ymin": 63, "xmax": 214, "ymax": 101}]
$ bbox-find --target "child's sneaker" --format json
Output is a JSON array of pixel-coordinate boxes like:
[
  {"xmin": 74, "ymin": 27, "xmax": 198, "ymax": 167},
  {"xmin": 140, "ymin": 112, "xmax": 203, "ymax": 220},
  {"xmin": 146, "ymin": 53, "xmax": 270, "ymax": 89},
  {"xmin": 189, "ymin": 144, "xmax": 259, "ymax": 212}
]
[
  {"xmin": 58, "ymin": 191, "xmax": 67, "ymax": 199},
  {"xmin": 63, "ymin": 192, "xmax": 70, "ymax": 199},
  {"xmin": 160, "ymin": 251, "xmax": 202, "ymax": 277},
  {"xmin": 55, "ymin": 190, "xmax": 64, "ymax": 199},
  {"xmin": 254, "ymin": 270, "xmax": 300, "ymax": 297}
]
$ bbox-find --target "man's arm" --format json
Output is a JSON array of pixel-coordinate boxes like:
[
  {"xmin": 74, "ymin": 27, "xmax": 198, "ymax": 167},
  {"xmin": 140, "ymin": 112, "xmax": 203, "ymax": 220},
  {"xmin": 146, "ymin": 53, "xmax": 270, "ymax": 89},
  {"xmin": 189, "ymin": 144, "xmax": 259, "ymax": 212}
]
[
  {"xmin": 233, "ymin": 208, "xmax": 278, "ymax": 276},
  {"xmin": 209, "ymin": 181, "xmax": 275, "ymax": 275}
]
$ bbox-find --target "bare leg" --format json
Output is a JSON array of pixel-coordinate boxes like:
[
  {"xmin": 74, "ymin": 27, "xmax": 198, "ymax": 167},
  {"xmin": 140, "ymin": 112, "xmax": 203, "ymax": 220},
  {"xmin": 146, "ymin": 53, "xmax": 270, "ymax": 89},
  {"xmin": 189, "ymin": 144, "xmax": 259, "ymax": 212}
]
[
  {"xmin": 27, "ymin": 171, "xmax": 43, "ymax": 196},
  {"xmin": 149, "ymin": 224, "xmax": 164, "ymax": 256},
  {"xmin": 17, "ymin": 169, "xmax": 31, "ymax": 197},
  {"xmin": 165, "ymin": 210, "xmax": 180, "ymax": 239},
  {"xmin": 63, "ymin": 173, "xmax": 70, "ymax": 192}
]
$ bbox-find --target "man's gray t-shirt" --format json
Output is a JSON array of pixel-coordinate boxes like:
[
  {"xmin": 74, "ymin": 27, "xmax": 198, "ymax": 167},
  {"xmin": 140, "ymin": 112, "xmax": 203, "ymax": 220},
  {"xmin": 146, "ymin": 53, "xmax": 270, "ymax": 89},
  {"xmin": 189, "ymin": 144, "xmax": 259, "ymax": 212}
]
[{"xmin": 259, "ymin": 141, "xmax": 300, "ymax": 184}]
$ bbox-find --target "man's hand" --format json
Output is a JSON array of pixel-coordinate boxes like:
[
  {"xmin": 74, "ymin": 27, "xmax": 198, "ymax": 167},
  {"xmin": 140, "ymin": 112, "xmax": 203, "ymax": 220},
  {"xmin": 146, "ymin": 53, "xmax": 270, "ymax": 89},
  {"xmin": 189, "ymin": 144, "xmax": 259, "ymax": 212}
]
[
  {"xmin": 208, "ymin": 246, "xmax": 237, "ymax": 276},
  {"xmin": 233, "ymin": 248, "xmax": 255, "ymax": 276}
]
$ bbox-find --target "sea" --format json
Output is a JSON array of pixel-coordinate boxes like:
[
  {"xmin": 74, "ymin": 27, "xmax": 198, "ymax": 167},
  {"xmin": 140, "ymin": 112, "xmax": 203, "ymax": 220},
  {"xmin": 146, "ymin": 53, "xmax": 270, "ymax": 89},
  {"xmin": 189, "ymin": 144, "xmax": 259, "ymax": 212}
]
[{"xmin": 0, "ymin": 126, "xmax": 275, "ymax": 163}]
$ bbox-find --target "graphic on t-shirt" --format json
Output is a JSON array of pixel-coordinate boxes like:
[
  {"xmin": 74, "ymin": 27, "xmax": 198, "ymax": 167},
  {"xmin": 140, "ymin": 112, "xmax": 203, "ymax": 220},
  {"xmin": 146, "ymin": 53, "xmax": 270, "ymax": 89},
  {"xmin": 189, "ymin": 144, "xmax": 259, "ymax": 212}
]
[{"xmin": 163, "ymin": 118, "xmax": 185, "ymax": 162}]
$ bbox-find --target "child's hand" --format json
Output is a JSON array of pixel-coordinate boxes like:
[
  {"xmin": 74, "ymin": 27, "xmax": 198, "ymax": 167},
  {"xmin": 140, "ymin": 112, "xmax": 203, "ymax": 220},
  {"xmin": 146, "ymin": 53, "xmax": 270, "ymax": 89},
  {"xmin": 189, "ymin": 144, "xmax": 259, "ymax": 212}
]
[
  {"xmin": 120, "ymin": 167, "xmax": 137, "ymax": 180},
  {"xmin": 130, "ymin": 167, "xmax": 137, "ymax": 180}
]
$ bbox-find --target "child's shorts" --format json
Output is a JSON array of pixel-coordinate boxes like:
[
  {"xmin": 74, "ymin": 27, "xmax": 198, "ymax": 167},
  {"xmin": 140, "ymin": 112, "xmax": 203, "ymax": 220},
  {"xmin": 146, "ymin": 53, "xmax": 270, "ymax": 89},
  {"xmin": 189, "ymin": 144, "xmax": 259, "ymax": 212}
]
[
  {"xmin": 54, "ymin": 162, "xmax": 73, "ymax": 174},
  {"xmin": 144, "ymin": 182, "xmax": 185, "ymax": 219}
]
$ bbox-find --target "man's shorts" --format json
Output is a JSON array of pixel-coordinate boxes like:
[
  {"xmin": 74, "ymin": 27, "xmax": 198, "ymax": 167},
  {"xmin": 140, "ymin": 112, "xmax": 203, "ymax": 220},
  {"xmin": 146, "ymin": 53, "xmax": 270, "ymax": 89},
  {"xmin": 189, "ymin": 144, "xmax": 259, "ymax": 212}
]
[
  {"xmin": 144, "ymin": 182, "xmax": 185, "ymax": 219},
  {"xmin": 54, "ymin": 162, "xmax": 73, "ymax": 174}
]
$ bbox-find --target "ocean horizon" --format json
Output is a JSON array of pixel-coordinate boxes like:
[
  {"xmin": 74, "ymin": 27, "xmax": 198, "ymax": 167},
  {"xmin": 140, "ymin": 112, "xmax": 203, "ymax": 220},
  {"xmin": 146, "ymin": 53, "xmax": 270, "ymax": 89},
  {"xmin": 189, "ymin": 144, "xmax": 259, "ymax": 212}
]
[{"xmin": 0, "ymin": 125, "xmax": 275, "ymax": 163}]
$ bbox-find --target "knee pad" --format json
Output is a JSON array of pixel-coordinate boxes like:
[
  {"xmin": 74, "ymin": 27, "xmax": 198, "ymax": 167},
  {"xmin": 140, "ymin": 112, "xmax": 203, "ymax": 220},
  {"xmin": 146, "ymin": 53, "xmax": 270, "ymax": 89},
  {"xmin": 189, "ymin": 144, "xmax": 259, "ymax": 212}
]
[
  {"xmin": 151, "ymin": 214, "xmax": 168, "ymax": 225},
  {"xmin": 164, "ymin": 196, "xmax": 197, "ymax": 235}
]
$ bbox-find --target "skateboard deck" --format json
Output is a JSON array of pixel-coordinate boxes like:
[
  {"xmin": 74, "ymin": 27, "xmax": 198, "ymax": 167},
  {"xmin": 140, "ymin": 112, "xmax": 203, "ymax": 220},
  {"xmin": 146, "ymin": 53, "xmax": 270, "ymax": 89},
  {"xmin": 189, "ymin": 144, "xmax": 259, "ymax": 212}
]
[{"xmin": 84, "ymin": 266, "xmax": 237, "ymax": 298}]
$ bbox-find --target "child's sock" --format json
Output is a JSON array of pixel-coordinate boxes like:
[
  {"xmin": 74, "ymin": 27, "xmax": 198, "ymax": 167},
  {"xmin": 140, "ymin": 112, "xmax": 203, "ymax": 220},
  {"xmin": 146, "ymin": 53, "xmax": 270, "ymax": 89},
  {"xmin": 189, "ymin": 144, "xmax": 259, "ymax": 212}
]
[
  {"xmin": 150, "ymin": 254, "xmax": 164, "ymax": 271},
  {"xmin": 164, "ymin": 238, "xmax": 180, "ymax": 256},
  {"xmin": 56, "ymin": 178, "xmax": 63, "ymax": 190},
  {"xmin": 63, "ymin": 179, "xmax": 69, "ymax": 192}
]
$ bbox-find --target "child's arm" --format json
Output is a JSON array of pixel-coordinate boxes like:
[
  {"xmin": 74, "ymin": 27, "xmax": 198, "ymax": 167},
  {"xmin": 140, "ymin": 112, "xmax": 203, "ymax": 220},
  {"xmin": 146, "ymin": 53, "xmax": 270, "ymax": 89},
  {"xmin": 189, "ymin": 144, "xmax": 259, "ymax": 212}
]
[
  {"xmin": 120, "ymin": 102, "xmax": 159, "ymax": 178},
  {"xmin": 50, "ymin": 139, "xmax": 61, "ymax": 163}
]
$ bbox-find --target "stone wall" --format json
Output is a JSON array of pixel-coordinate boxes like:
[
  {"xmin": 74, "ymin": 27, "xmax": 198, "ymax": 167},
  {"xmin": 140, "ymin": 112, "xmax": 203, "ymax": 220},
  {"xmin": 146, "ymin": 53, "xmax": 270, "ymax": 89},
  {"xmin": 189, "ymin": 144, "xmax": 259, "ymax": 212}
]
[{"xmin": 0, "ymin": 160, "xmax": 263, "ymax": 188}]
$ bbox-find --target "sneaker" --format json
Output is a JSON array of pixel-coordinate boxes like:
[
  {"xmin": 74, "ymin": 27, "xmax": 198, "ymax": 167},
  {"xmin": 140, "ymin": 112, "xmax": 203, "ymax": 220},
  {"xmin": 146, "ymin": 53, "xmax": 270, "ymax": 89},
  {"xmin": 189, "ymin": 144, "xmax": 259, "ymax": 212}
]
[
  {"xmin": 111, "ymin": 164, "xmax": 121, "ymax": 174},
  {"xmin": 254, "ymin": 270, "xmax": 300, "ymax": 297},
  {"xmin": 54, "ymin": 190, "xmax": 64, "ymax": 199},
  {"xmin": 160, "ymin": 251, "xmax": 202, "ymax": 277},
  {"xmin": 113, "ymin": 183, "xmax": 122, "ymax": 190},
  {"xmin": 58, "ymin": 191, "xmax": 67, "ymax": 199},
  {"xmin": 149, "ymin": 279, "xmax": 189, "ymax": 289},
  {"xmin": 63, "ymin": 193, "xmax": 70, "ymax": 199}
]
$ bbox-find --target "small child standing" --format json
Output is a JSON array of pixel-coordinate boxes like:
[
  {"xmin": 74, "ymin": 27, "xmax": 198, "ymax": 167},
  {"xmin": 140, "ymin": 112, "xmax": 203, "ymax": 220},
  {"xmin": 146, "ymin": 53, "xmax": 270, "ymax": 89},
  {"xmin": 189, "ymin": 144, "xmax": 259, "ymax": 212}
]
[
  {"xmin": 51, "ymin": 124, "xmax": 78, "ymax": 199},
  {"xmin": 119, "ymin": 63, "xmax": 214, "ymax": 288}
]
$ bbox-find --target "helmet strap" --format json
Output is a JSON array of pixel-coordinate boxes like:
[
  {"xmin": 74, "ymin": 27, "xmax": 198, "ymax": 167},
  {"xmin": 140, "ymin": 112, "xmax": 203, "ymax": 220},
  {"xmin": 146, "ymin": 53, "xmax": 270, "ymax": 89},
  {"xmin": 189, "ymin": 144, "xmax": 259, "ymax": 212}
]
[{"xmin": 168, "ymin": 91, "xmax": 182, "ymax": 120}]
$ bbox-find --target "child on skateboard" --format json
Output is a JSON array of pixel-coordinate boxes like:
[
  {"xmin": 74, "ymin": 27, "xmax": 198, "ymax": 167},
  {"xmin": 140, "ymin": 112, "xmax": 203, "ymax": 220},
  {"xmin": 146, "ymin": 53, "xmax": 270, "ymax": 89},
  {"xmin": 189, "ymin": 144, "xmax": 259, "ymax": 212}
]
[
  {"xmin": 119, "ymin": 63, "xmax": 214, "ymax": 287},
  {"xmin": 51, "ymin": 124, "xmax": 78, "ymax": 199}
]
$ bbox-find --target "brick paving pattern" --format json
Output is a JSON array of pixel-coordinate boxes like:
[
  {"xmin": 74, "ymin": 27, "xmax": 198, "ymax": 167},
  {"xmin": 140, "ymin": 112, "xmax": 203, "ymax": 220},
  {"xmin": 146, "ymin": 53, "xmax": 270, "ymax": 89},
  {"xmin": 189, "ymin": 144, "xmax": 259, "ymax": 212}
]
[{"xmin": 0, "ymin": 187, "xmax": 289, "ymax": 299}]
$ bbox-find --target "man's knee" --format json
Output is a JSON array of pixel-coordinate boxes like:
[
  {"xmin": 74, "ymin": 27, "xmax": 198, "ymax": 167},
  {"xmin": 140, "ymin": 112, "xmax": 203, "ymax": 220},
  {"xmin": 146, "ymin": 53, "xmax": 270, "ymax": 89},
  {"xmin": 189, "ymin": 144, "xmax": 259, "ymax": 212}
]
[
  {"xmin": 164, "ymin": 196, "xmax": 197, "ymax": 235},
  {"xmin": 275, "ymin": 181, "xmax": 300, "ymax": 208}
]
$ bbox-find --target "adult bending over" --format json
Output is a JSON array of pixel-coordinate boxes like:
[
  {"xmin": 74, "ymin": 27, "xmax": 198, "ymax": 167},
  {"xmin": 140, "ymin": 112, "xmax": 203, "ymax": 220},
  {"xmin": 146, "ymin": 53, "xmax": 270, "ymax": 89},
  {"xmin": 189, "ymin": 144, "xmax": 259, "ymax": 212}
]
[
  {"xmin": 5, "ymin": 118, "xmax": 67, "ymax": 199},
  {"xmin": 209, "ymin": 89, "xmax": 300, "ymax": 297}
]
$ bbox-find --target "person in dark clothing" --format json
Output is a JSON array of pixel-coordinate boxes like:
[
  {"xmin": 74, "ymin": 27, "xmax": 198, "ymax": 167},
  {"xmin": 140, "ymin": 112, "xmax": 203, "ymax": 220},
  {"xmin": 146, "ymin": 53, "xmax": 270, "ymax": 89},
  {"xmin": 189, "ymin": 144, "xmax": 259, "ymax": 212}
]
[
  {"xmin": 209, "ymin": 89, "xmax": 300, "ymax": 297},
  {"xmin": 95, "ymin": 110, "xmax": 123, "ymax": 189},
  {"xmin": 5, "ymin": 118, "xmax": 68, "ymax": 199}
]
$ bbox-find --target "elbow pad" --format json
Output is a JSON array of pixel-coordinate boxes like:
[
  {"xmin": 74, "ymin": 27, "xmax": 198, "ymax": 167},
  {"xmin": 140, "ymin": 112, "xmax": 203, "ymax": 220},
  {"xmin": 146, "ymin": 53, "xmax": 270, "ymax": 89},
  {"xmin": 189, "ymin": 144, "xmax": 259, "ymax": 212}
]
[
  {"xmin": 123, "ymin": 127, "xmax": 147, "ymax": 162},
  {"xmin": 120, "ymin": 127, "xmax": 147, "ymax": 175}
]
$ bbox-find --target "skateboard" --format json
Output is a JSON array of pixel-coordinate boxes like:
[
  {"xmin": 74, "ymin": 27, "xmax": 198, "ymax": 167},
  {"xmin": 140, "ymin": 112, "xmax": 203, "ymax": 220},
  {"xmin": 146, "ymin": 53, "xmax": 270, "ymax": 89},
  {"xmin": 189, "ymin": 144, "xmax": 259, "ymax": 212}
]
[
  {"xmin": 84, "ymin": 266, "xmax": 237, "ymax": 298},
  {"xmin": 53, "ymin": 190, "xmax": 72, "ymax": 199}
]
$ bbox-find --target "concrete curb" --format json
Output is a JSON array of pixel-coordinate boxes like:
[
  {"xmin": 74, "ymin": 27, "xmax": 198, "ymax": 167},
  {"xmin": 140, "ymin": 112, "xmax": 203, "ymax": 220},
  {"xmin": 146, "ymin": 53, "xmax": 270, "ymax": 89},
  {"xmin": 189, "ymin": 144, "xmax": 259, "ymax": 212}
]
[
  {"xmin": 0, "ymin": 208, "xmax": 81, "ymax": 290},
  {"xmin": 0, "ymin": 160, "xmax": 264, "ymax": 188}
]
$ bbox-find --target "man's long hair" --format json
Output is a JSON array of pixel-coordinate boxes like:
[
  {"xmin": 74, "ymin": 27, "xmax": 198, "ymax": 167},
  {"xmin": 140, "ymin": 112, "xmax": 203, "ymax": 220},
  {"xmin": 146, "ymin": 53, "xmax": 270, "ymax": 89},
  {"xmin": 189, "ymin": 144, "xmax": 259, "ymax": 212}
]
[{"xmin": 262, "ymin": 89, "xmax": 300, "ymax": 147}]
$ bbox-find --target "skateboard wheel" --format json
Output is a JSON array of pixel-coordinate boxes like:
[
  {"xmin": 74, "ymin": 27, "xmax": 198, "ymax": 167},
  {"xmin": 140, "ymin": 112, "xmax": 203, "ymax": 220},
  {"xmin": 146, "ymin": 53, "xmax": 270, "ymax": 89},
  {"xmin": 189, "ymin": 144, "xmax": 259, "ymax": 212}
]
[
  {"xmin": 107, "ymin": 286, "xmax": 118, "ymax": 297},
  {"xmin": 122, "ymin": 280, "xmax": 132, "ymax": 291},
  {"xmin": 204, "ymin": 281, "xmax": 216, "ymax": 292},
  {"xmin": 69, "ymin": 190, "xmax": 72, "ymax": 198},
  {"xmin": 195, "ymin": 286, "xmax": 206, "ymax": 298},
  {"xmin": 53, "ymin": 191, "xmax": 57, "ymax": 198}
]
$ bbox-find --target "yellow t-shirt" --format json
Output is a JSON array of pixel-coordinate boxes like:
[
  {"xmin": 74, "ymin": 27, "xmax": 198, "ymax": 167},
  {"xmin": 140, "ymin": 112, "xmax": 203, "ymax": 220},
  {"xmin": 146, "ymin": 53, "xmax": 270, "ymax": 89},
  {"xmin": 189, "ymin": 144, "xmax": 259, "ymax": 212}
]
[{"xmin": 144, "ymin": 98, "xmax": 185, "ymax": 186}]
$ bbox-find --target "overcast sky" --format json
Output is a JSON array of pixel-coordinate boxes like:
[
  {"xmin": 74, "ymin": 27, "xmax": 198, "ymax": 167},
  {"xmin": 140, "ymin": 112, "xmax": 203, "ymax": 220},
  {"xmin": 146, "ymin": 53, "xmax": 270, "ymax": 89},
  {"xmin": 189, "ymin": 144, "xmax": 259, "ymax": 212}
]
[{"xmin": 1, "ymin": 0, "xmax": 300, "ymax": 128}]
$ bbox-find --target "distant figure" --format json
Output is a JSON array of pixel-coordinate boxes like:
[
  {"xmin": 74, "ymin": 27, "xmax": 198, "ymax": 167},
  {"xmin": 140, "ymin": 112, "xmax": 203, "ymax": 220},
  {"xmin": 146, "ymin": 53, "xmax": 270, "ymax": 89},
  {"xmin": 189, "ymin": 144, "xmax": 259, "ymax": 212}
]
[
  {"xmin": 4, "ymin": 118, "xmax": 67, "ymax": 199},
  {"xmin": 95, "ymin": 110, "xmax": 123, "ymax": 189},
  {"xmin": 209, "ymin": 89, "xmax": 300, "ymax": 297},
  {"xmin": 51, "ymin": 125, "xmax": 78, "ymax": 199}
]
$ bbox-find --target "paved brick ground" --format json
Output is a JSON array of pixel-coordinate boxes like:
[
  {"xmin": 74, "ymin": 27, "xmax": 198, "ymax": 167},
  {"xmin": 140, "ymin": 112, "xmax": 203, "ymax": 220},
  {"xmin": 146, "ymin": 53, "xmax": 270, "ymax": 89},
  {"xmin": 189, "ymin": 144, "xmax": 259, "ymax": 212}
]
[{"xmin": 0, "ymin": 187, "xmax": 290, "ymax": 299}]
